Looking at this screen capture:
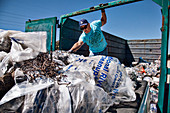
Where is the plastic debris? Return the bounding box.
[125,58,161,113]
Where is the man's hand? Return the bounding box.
[99,3,104,7]
[101,9,105,13]
[68,49,73,53]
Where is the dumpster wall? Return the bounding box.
[103,31,134,66]
[127,39,161,63]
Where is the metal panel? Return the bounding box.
[60,0,142,20]
[25,17,57,52]
[153,0,170,112]
[138,82,150,113]
[103,31,128,64]
[128,39,161,63]
[103,32,134,66]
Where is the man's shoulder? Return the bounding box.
[80,32,86,37]
[91,20,101,25]
[90,20,102,27]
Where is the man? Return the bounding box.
[68,9,108,56]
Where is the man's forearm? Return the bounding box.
[70,42,83,52]
[101,9,107,26]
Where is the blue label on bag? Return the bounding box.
[111,89,119,99]
[93,56,114,87]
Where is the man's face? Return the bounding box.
[81,23,91,34]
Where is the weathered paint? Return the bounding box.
[153,0,170,112]
[25,17,57,52]
[60,0,142,22]
[162,16,165,32]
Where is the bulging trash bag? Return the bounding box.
[21,84,72,113]
[68,81,114,113]
[63,55,136,102]
[0,80,72,113]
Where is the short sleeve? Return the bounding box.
[91,20,102,28]
[78,32,86,42]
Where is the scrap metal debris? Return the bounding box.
[14,52,68,82]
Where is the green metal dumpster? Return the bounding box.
[25,17,57,52]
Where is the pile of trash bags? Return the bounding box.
[0,29,137,113]
[125,58,160,113]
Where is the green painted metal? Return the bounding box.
[25,17,57,52]
[168,68,170,74]
[168,85,170,113]
[153,0,169,112]
[60,0,142,24]
[152,0,163,7]
[138,83,150,113]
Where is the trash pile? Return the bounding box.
[0,29,137,113]
[0,29,162,113]
[125,58,160,113]
[0,50,138,112]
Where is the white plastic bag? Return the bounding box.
[0,29,47,76]
[22,84,72,113]
[9,31,47,52]
[0,77,54,105]
[0,51,7,61]
[10,39,39,62]
[0,50,137,113]
[63,55,136,102]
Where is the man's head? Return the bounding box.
[79,19,88,27]
[79,19,91,33]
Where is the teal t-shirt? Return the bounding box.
[78,20,107,53]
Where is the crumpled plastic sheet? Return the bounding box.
[0,79,72,113]
[0,77,54,105]
[0,77,113,113]
[22,83,72,113]
[63,55,136,102]
[68,81,114,113]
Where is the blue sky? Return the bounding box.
[0,0,162,41]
